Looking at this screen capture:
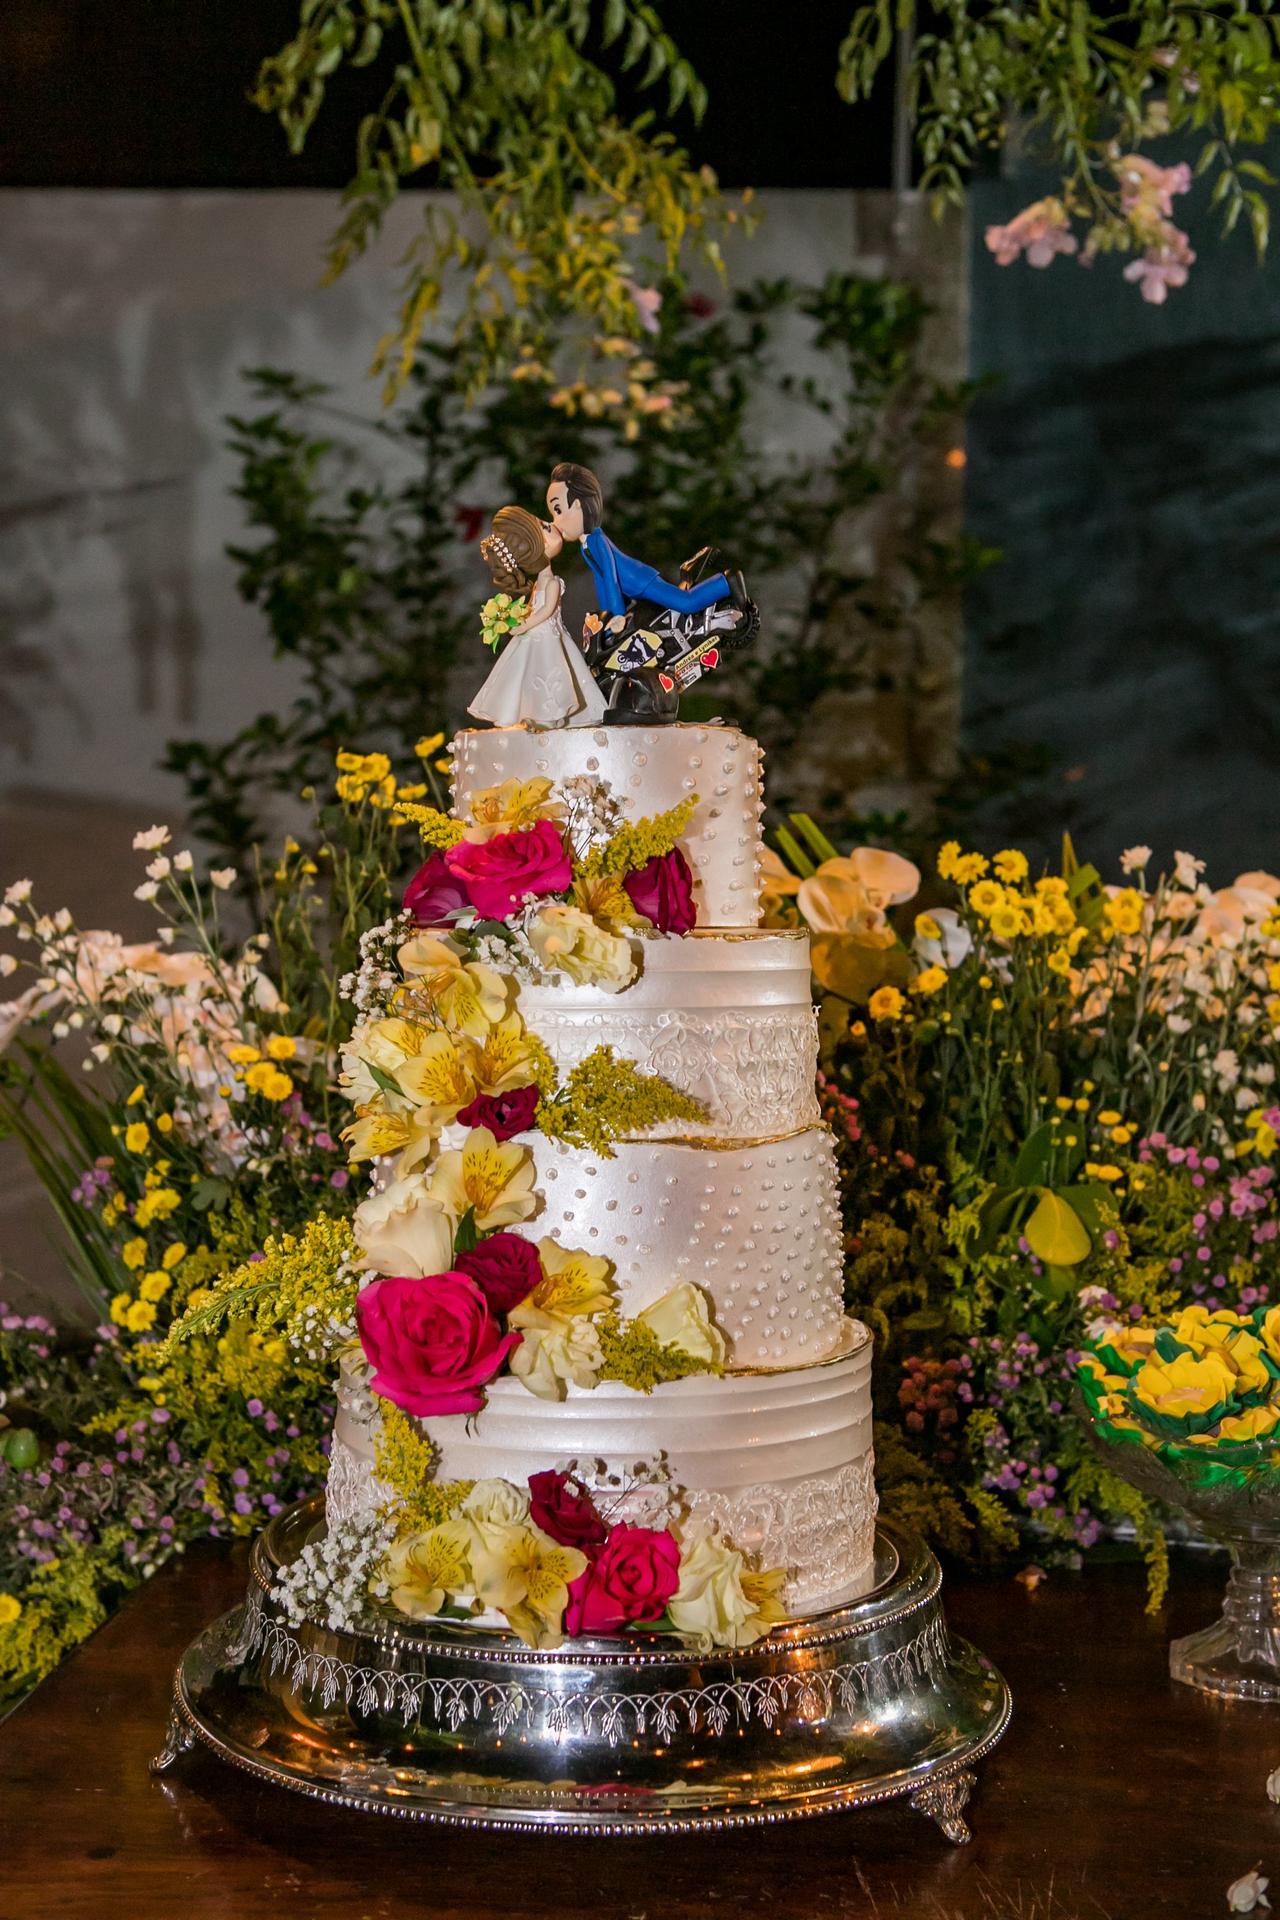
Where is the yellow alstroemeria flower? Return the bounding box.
[509,1238,617,1332]
[426,1128,537,1231]
[384,1521,474,1621]
[469,1012,541,1095]
[464,777,564,843]
[398,933,508,1039]
[570,870,642,931]
[395,1030,479,1127]
[340,1015,426,1108]
[467,1521,589,1649]
[343,1104,441,1174]
[1131,1348,1237,1422]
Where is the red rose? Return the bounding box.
[456,1084,539,1142]
[443,820,571,920]
[404,850,469,925]
[355,1271,519,1417]
[564,1523,681,1636]
[453,1233,542,1317]
[528,1470,608,1555]
[622,847,696,935]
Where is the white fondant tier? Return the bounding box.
[517,928,820,1144]
[327,1320,878,1614]
[520,1129,845,1370]
[450,723,764,928]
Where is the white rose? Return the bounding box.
[509,1320,604,1401]
[353,1175,455,1277]
[527,905,636,992]
[637,1284,726,1367]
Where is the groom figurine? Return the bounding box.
[545,462,751,622]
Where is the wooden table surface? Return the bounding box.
[2,1541,1275,1919]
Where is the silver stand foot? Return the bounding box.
[910,1769,976,1845]
[150,1706,197,1775]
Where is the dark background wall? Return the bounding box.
[965,169,1280,879]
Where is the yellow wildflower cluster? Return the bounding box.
[371,1404,471,1536]
[577,796,698,880]
[536,1045,707,1156]
[226,1039,296,1104]
[166,1216,357,1362]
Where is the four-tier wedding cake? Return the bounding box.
[326,721,877,1640]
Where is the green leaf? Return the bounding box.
[788,812,842,863]
[191,1176,231,1213]
[1012,1121,1056,1189]
[453,1206,478,1254]
[771,826,816,879]
[1024,1189,1092,1268]
[365,1060,404,1098]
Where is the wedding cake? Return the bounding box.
[327,720,877,1636]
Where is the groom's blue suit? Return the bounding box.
[581,528,730,619]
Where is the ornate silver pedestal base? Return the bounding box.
[152,1499,1010,1841]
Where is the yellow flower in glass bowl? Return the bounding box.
[1213,1403,1280,1444]
[1130,1348,1237,1428]
[1259,1306,1280,1366]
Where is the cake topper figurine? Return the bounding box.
[469,506,607,729]
[546,461,759,725]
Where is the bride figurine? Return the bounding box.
[469,506,606,728]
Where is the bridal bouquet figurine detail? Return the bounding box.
[469,506,607,729]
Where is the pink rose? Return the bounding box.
[456,1084,539,1142]
[443,820,571,920]
[564,1523,681,1636]
[528,1470,608,1555]
[453,1233,542,1317]
[355,1271,519,1417]
[622,847,696,935]
[404,850,469,925]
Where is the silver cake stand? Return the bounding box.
[152,1499,1010,1842]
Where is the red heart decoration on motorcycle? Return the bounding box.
[702,649,719,671]
[658,673,674,691]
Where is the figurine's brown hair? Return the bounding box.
[549,461,604,533]
[480,506,547,593]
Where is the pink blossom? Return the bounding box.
[984,199,1078,270]
[622,280,663,335]
[1123,231,1195,305]
[1117,154,1191,221]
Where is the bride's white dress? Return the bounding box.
[469,572,606,729]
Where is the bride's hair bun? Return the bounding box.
[482,506,547,593]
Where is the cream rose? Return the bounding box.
[461,1477,532,1554]
[353,1175,455,1277]
[637,1284,726,1367]
[509,1319,604,1401]
[527,904,636,992]
[666,1519,785,1652]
